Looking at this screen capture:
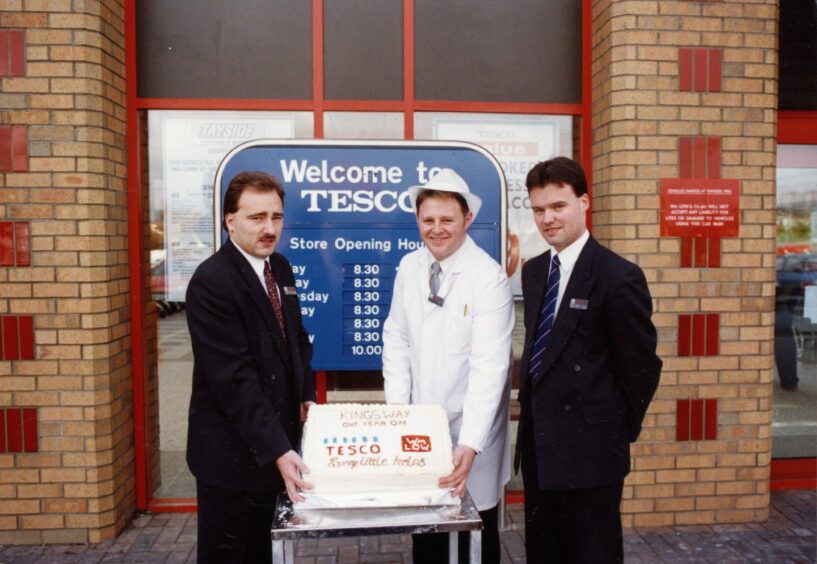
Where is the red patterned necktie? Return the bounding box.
[263,261,288,342]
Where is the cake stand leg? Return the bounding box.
[470,530,482,564]
[448,531,458,564]
[271,539,294,564]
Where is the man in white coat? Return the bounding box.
[382,168,514,564]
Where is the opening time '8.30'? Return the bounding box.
[352,332,380,343]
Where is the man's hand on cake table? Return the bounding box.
[300,401,315,423]
[276,450,313,503]
[439,445,477,498]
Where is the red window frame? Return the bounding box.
[125,0,594,511]
[772,109,817,491]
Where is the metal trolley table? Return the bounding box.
[270,491,483,564]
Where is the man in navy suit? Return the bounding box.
[186,171,316,563]
[516,157,662,563]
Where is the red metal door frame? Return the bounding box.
[772,109,817,491]
[126,0,592,511]
[779,110,817,145]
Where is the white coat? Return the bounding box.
[382,235,514,511]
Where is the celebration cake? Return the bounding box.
[296,403,459,508]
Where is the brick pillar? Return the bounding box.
[591,0,777,525]
[0,2,132,543]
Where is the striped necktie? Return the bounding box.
[528,254,560,378]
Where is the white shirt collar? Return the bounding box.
[553,229,590,276]
[231,238,268,288]
[424,235,473,274]
[551,229,589,317]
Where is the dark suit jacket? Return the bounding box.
[185,239,316,492]
[516,235,662,490]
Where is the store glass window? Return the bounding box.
[146,110,313,498]
[774,144,817,458]
[414,0,581,103]
[324,112,404,140]
[415,112,573,295]
[136,0,313,100]
[323,0,403,101]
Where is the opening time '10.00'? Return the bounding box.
[349,345,383,356]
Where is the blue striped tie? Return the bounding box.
[528,254,561,378]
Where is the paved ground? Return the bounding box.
[0,489,813,563]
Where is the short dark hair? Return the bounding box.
[525,156,588,197]
[415,189,469,216]
[222,171,285,231]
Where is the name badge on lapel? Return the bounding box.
[570,298,589,310]
[283,286,298,296]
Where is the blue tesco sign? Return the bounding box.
[214,141,506,370]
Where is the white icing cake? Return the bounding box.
[296,403,459,509]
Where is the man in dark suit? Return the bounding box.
[516,157,662,563]
[186,171,316,563]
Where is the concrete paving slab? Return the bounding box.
[0,490,812,563]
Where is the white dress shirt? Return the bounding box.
[552,229,590,317]
[232,240,280,299]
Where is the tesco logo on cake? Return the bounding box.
[325,443,381,456]
[401,435,432,452]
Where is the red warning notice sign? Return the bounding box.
[660,179,740,237]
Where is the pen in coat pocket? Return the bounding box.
[464,304,468,317]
